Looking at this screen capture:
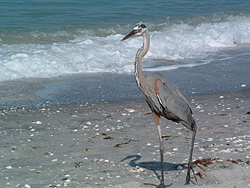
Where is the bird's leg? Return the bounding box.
[157,124,166,188]
[152,112,165,188]
[185,125,197,185]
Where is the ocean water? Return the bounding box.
[0,0,250,108]
[1,0,250,81]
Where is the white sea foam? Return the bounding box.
[1,15,250,81]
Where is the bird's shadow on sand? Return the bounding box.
[119,155,186,182]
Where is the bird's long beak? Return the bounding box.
[121,30,136,41]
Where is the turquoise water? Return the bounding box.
[0,0,250,81]
[1,0,250,29]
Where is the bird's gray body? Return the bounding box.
[122,23,197,187]
[143,72,195,131]
[131,25,195,131]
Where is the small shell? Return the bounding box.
[177,165,183,170]
[129,166,145,173]
[6,166,12,169]
[109,163,115,167]
[207,138,213,141]
[218,149,232,153]
[92,158,99,162]
[33,121,42,124]
[65,179,71,183]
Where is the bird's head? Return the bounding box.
[121,24,147,41]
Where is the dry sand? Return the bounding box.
[0,90,250,188]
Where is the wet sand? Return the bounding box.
[1,45,250,110]
[0,90,250,187]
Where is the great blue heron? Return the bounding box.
[121,24,197,187]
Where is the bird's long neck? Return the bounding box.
[135,30,150,91]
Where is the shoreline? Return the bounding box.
[0,57,249,111]
[1,90,250,187]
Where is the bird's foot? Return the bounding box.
[185,174,191,185]
[185,163,197,185]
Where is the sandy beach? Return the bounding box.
[0,34,249,188]
[2,1,250,188]
[1,89,250,187]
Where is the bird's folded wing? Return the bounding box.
[155,79,194,128]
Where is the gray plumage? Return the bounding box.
[147,73,195,129]
[122,24,197,187]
